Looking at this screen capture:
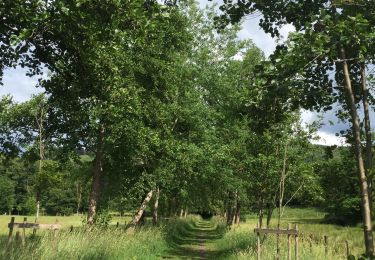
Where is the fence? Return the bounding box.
[7,217,61,246]
[254,223,352,260]
[254,223,298,260]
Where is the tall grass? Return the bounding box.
[0,225,168,260]
[0,208,369,259]
[210,208,364,259]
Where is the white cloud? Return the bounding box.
[310,131,348,146]
[1,67,45,102]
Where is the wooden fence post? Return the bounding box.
[345,240,350,257]
[15,231,20,243]
[256,222,260,260]
[22,217,27,246]
[309,234,313,253]
[8,217,15,245]
[295,224,298,260]
[287,223,291,260]
[324,235,328,257]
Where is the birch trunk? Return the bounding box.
[127,190,153,232]
[341,47,373,256]
[76,182,82,216]
[361,63,373,212]
[152,187,159,225]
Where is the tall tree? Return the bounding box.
[216,0,375,255]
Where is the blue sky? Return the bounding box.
[0,0,362,146]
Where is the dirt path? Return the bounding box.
[164,219,224,259]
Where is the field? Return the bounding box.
[0,208,367,259]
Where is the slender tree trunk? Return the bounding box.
[231,191,239,225]
[276,142,288,260]
[36,106,45,202]
[152,187,159,225]
[258,207,263,228]
[180,209,184,217]
[227,198,234,226]
[235,202,241,224]
[76,182,82,216]
[361,63,373,212]
[127,190,153,232]
[341,48,374,256]
[184,207,188,218]
[87,125,104,225]
[266,203,273,228]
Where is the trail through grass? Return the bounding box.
[164,219,226,259]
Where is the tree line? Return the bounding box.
[1,0,375,256]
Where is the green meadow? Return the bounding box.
[0,208,366,259]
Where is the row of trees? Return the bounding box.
[0,0,316,220]
[0,0,374,255]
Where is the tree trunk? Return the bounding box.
[152,187,159,225]
[127,190,153,232]
[76,182,82,216]
[341,47,374,256]
[266,203,273,228]
[234,202,241,224]
[87,126,104,225]
[226,200,234,226]
[180,209,184,217]
[361,63,373,212]
[184,207,188,218]
[258,207,263,228]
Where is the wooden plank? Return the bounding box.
[254,228,298,235]
[8,223,61,230]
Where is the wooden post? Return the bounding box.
[295,224,298,260]
[309,234,313,253]
[22,217,27,246]
[256,222,261,260]
[15,231,20,243]
[116,222,119,228]
[324,235,328,257]
[8,217,15,245]
[36,201,40,221]
[33,204,39,236]
[70,225,74,232]
[345,240,350,258]
[287,223,291,260]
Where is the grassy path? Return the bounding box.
[164,219,225,259]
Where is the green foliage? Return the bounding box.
[22,196,37,215]
[0,175,15,213]
[93,210,113,228]
[316,149,362,225]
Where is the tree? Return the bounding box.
[216,0,375,255]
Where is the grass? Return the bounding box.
[0,208,370,259]
[1,220,166,259]
[210,207,365,259]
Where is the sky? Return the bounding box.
[0,0,367,146]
